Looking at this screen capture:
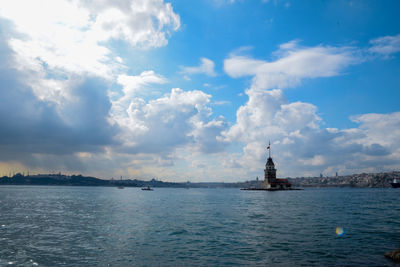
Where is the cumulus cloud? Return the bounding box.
[222,41,400,178]
[350,112,400,148]
[111,72,229,160]
[112,84,228,155]
[81,0,180,47]
[0,0,182,174]
[0,51,117,161]
[180,57,217,77]
[223,87,400,177]
[190,116,229,153]
[222,89,324,174]
[0,0,230,179]
[0,0,180,51]
[369,33,400,57]
[0,0,180,103]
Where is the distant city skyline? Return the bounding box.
[0,0,399,182]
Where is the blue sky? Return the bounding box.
[0,0,399,181]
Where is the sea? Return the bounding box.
[0,186,399,266]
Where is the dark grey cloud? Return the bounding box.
[363,143,391,156]
[0,33,118,164]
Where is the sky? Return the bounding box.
[0,0,400,182]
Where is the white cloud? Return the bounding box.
[350,112,400,148]
[222,88,323,172]
[224,41,358,90]
[0,0,231,181]
[0,0,180,103]
[1,1,399,182]
[117,71,167,97]
[222,41,400,178]
[112,71,229,160]
[190,116,229,153]
[0,0,189,179]
[299,155,326,166]
[83,0,180,48]
[180,57,217,77]
[211,0,237,6]
[369,33,400,57]
[112,84,228,155]
[212,100,231,106]
[223,86,400,177]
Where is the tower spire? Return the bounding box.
[267,140,271,158]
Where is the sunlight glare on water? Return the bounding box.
[336,227,345,236]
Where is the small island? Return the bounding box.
[242,143,300,191]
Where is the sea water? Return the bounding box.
[0,186,399,266]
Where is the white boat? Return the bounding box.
[391,178,400,188]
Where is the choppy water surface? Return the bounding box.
[0,186,399,266]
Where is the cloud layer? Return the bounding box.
[0,0,183,176]
[0,1,399,181]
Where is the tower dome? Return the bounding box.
[266,157,275,169]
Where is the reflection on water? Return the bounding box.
[0,186,399,266]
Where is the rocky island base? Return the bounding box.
[385,249,400,262]
[240,188,302,191]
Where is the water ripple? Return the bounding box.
[0,186,399,266]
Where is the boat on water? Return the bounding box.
[117,176,124,189]
[141,186,153,191]
[391,178,400,188]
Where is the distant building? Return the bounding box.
[262,143,291,189]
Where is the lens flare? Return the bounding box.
[336,227,344,236]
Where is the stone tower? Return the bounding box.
[264,156,277,184]
[262,142,276,188]
[260,141,292,190]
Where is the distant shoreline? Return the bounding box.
[0,171,399,188]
